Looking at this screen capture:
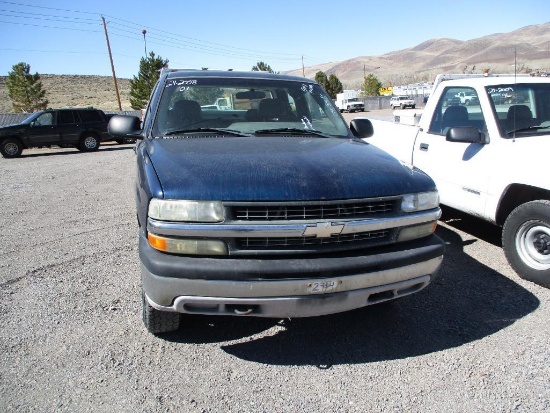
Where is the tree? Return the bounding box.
[315,71,329,91]
[314,71,342,99]
[6,62,48,113]
[129,51,169,109]
[251,61,276,73]
[326,74,343,99]
[362,73,382,97]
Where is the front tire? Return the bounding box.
[1,138,23,158]
[502,200,550,288]
[78,134,100,152]
[142,290,181,334]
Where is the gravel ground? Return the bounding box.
[1,137,549,413]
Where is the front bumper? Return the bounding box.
[140,233,445,317]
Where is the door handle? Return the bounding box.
[419,143,429,151]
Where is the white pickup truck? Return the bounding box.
[364,75,550,288]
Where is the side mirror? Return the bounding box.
[108,115,143,139]
[446,126,488,144]
[350,118,374,139]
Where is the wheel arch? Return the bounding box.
[78,129,100,141]
[496,184,550,226]
[1,135,27,149]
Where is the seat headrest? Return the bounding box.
[443,105,468,121]
[507,105,532,120]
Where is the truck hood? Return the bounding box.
[0,124,26,135]
[145,136,435,201]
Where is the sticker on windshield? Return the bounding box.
[301,116,313,130]
[487,86,513,94]
[320,94,338,115]
[165,79,198,88]
[301,84,314,94]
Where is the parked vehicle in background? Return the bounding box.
[335,91,365,113]
[365,74,550,288]
[455,91,479,105]
[390,96,416,109]
[108,69,445,334]
[0,108,112,158]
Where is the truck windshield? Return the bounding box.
[152,76,350,138]
[486,83,550,137]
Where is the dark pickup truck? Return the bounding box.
[108,70,445,334]
[0,108,114,158]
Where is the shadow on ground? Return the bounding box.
[161,221,539,366]
[16,144,133,158]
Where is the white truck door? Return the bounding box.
[412,86,491,216]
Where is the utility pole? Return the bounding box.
[302,55,305,77]
[142,29,147,56]
[102,15,122,110]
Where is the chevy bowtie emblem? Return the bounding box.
[303,222,344,238]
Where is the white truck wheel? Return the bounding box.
[502,200,550,288]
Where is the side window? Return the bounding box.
[58,111,76,125]
[79,110,102,122]
[428,87,486,135]
[34,112,54,126]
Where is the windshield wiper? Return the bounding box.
[163,128,251,137]
[507,125,549,135]
[254,127,331,138]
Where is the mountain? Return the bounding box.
[284,22,550,88]
[1,23,549,112]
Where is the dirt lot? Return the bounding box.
[0,142,549,412]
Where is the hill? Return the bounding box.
[1,22,549,112]
[284,22,550,88]
[0,75,132,113]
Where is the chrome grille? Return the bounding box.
[232,200,397,221]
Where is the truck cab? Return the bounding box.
[366,75,550,288]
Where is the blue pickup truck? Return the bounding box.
[108,70,445,334]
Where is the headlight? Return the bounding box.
[401,191,439,212]
[148,199,224,222]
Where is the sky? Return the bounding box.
[1,0,548,79]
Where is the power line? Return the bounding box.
[0,19,102,32]
[0,1,302,64]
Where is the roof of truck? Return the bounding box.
[161,69,313,83]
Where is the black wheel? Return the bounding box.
[78,134,100,152]
[412,105,416,109]
[142,290,180,334]
[502,200,550,288]
[1,138,23,158]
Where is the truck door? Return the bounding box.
[412,86,490,216]
[27,112,60,145]
[58,110,80,144]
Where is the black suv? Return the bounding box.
[0,108,113,158]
